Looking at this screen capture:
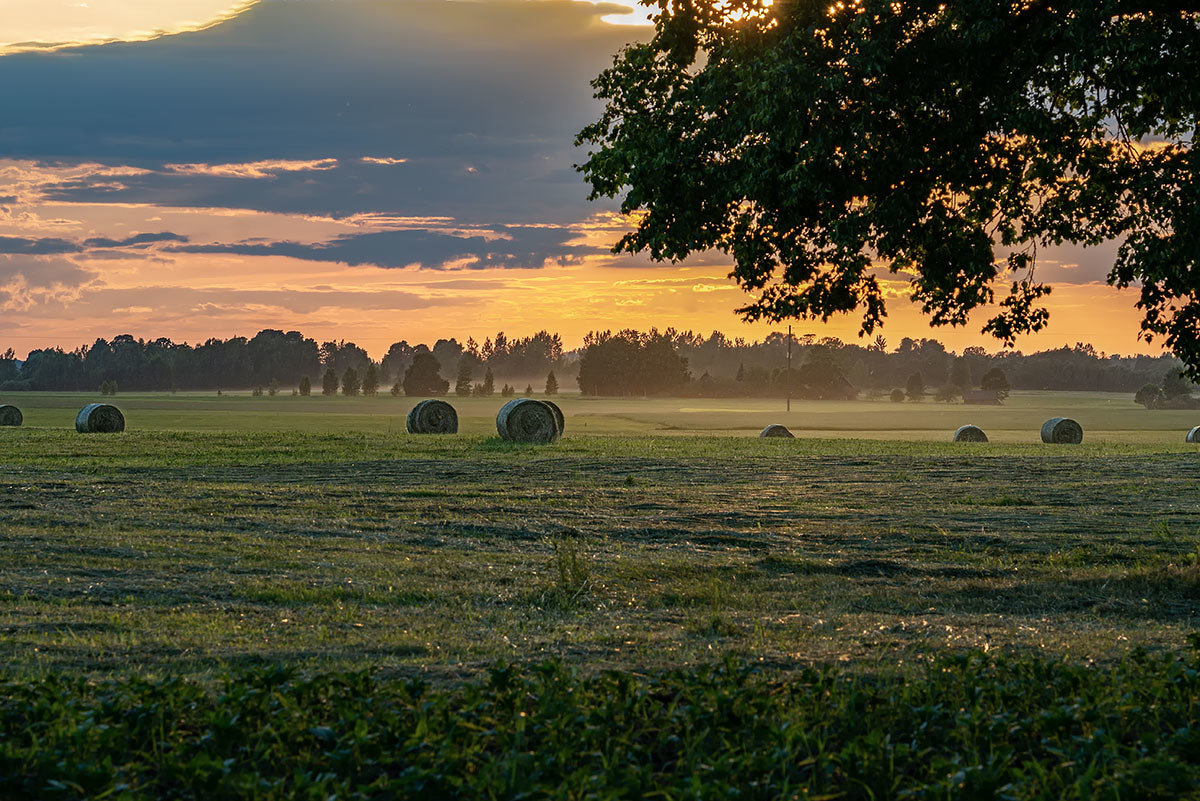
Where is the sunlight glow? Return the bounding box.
[0,0,258,56]
[574,0,654,26]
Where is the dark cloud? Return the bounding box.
[1,0,641,224]
[0,236,77,255]
[81,232,189,249]
[0,232,187,256]
[172,225,599,270]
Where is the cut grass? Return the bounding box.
[1,428,1199,679]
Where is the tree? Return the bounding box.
[905,372,925,402]
[321,367,338,396]
[481,367,495,396]
[362,363,380,396]
[525,384,533,397]
[298,375,311,396]
[1162,370,1195,400]
[545,370,559,396]
[402,353,448,397]
[1135,384,1165,409]
[980,368,1011,402]
[890,388,905,403]
[949,358,971,390]
[454,357,473,397]
[342,367,361,396]
[578,3,1200,377]
[934,385,960,403]
[268,378,280,396]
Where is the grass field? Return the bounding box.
[2,391,1199,679]
[4,391,1200,797]
[7,388,1200,441]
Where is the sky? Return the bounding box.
[0,0,1161,359]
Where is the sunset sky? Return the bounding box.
[0,0,1161,359]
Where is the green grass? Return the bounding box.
[3,393,1200,796]
[5,388,1200,440]
[1,416,1198,679]
[5,650,1200,800]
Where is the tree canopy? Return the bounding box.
[577,1,1200,375]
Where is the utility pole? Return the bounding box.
[786,325,792,413]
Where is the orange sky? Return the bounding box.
[0,1,1172,361]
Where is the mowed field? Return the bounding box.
[1,390,1199,679]
[8,388,1200,441]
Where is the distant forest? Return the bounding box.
[0,328,1192,400]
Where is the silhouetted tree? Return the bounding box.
[454,357,473,397]
[980,367,1011,402]
[402,353,448,396]
[342,367,361,396]
[321,368,338,396]
[362,364,380,396]
[298,376,311,396]
[545,371,559,396]
[905,372,925,402]
[481,367,495,396]
[1135,384,1164,409]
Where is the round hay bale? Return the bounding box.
[1040,417,1083,444]
[952,424,988,442]
[1187,426,1200,443]
[496,398,560,444]
[0,405,21,427]
[542,399,565,437]
[75,403,125,433]
[760,424,794,438]
[405,399,458,434]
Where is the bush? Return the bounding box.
[890,388,905,403]
[6,649,1200,799]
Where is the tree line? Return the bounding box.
[0,328,1191,400]
[0,330,567,394]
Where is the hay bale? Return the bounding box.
[1187,426,1200,443]
[1040,417,1083,444]
[952,424,988,442]
[75,403,125,433]
[542,399,565,437]
[405,399,458,434]
[760,424,794,438]
[0,405,21,427]
[496,398,560,443]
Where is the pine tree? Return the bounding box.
[524,384,533,396]
[545,370,559,396]
[268,378,280,396]
[482,367,495,396]
[321,367,338,396]
[455,356,473,397]
[362,363,380,396]
[298,376,311,396]
[342,367,361,396]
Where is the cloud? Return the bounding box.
[0,231,187,255]
[0,236,77,255]
[172,225,599,270]
[0,0,637,224]
[82,232,189,249]
[163,158,339,179]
